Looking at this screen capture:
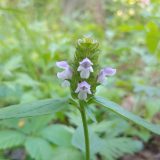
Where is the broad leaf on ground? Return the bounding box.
[99,137,143,160]
[25,137,53,160]
[0,130,25,149]
[41,124,73,147]
[52,147,83,160]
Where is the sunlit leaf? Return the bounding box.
[146,21,160,53]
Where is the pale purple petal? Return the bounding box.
[78,81,91,90]
[61,80,70,87]
[97,67,116,84]
[89,67,93,72]
[80,70,90,79]
[75,87,80,93]
[56,61,69,69]
[97,72,106,84]
[77,58,93,79]
[79,58,93,66]
[56,61,72,80]
[75,81,92,100]
[77,66,83,72]
[78,91,87,100]
[57,68,72,80]
[103,67,116,76]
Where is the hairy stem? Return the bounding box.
[79,102,90,160]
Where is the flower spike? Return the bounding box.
[56,37,116,101]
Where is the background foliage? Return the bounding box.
[0,0,160,160]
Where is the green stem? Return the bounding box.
[79,102,90,160]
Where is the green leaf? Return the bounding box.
[25,137,53,160]
[91,119,129,137]
[94,96,160,135]
[99,138,143,160]
[0,130,25,149]
[0,98,68,119]
[52,147,83,160]
[0,115,54,134]
[72,126,101,157]
[41,124,73,147]
[146,21,160,53]
[86,106,97,123]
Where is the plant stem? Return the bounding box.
[79,102,90,160]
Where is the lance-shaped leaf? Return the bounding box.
[94,96,160,135]
[0,98,68,120]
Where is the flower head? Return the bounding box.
[77,58,93,79]
[56,37,116,101]
[97,67,116,84]
[75,81,92,100]
[56,61,72,87]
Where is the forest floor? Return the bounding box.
[4,136,160,160]
[121,135,160,160]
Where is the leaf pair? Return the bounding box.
[0,96,159,135]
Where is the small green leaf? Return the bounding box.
[94,96,160,135]
[86,106,97,123]
[99,138,143,160]
[52,147,83,160]
[72,126,101,156]
[25,137,53,160]
[41,124,73,147]
[0,130,25,149]
[0,98,68,119]
[146,21,160,53]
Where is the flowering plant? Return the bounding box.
[0,37,159,160]
[56,37,116,101]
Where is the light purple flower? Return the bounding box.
[77,58,93,79]
[56,61,72,80]
[75,81,92,100]
[56,61,72,87]
[97,67,116,84]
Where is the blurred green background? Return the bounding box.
[0,0,160,160]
